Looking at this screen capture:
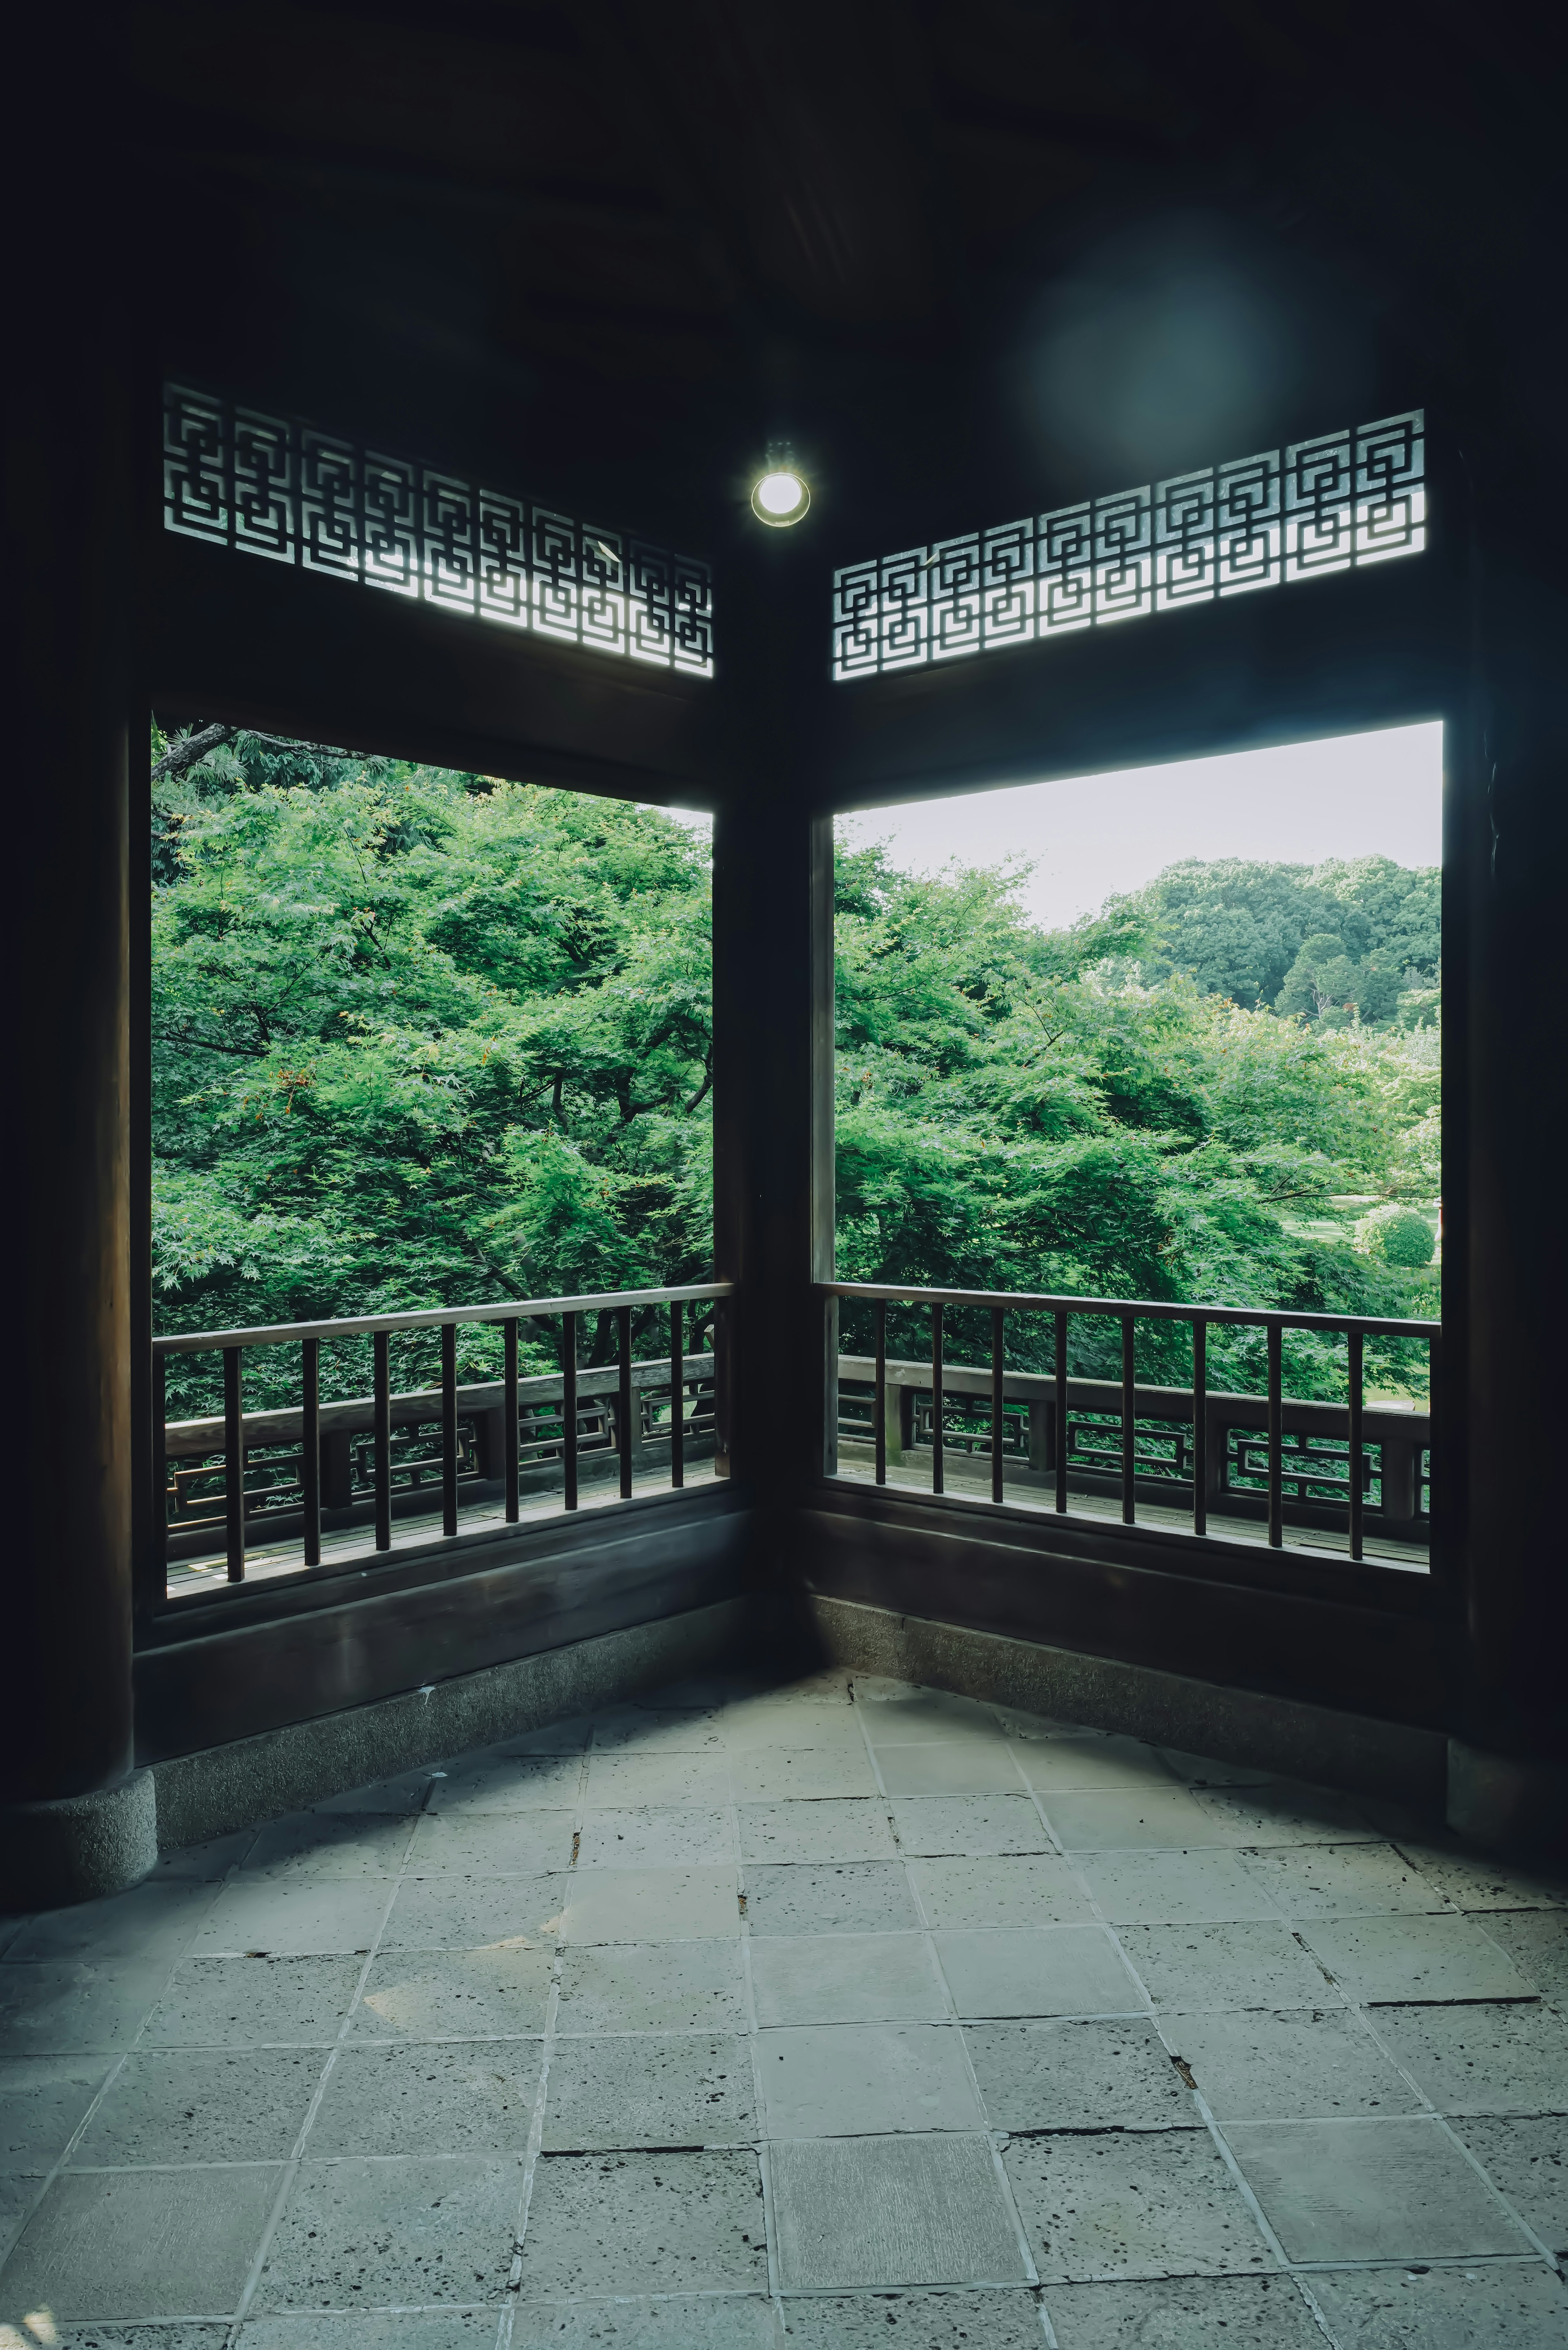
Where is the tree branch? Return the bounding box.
[152,724,355,782]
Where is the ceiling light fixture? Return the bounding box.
[751,445,811,527]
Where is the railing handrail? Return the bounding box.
[835,1353,1429,1430]
[820,1278,1436,1342]
[153,1280,734,1356]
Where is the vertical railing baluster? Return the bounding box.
[874,1299,887,1488]
[301,1336,321,1568]
[1191,1317,1207,1537]
[1348,1325,1364,1563]
[1267,1321,1283,1549]
[373,1329,392,1551]
[670,1299,685,1490]
[1121,1315,1137,1526]
[931,1302,944,1497]
[562,1310,579,1511]
[441,1319,458,1537]
[618,1304,634,1500]
[153,1348,168,1592]
[503,1317,520,1523]
[223,1344,245,1582]
[1054,1310,1069,1513]
[991,1305,1005,1506]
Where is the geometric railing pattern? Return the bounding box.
[831,409,1423,681]
[163,382,715,677]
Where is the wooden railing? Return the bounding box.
[151,1283,732,1591]
[820,1281,1439,1565]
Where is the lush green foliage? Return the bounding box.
[151,726,1438,1416]
[152,729,713,1412]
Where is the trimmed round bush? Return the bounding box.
[1356,1206,1436,1267]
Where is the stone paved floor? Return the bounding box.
[4,1670,1568,2346]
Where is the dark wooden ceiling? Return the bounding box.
[125,2,1543,555]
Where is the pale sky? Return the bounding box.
[835,722,1443,931]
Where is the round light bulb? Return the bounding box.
[751,467,810,525]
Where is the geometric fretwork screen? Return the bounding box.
[163,382,715,679]
[831,409,1423,682]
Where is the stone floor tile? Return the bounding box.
[590,1707,726,1754]
[739,1800,896,1865]
[314,1767,443,1815]
[310,2041,543,2153]
[1306,2262,1568,2349]
[0,2162,283,2318]
[381,1874,566,1951]
[560,1867,740,1944]
[244,1815,416,1879]
[743,1864,918,1937]
[1226,2115,1530,2260]
[778,2286,1048,2345]
[1371,2000,1568,2113]
[993,1706,1108,1742]
[582,1750,732,1806]
[1298,1914,1535,2003]
[518,2148,766,2294]
[8,1884,219,1968]
[0,2055,111,2167]
[770,2133,1029,2289]
[1114,1920,1341,2011]
[723,1704,866,1755]
[499,1713,594,1755]
[1004,2128,1269,2280]
[759,2022,984,2136]
[907,1856,1091,1930]
[256,2154,522,2307]
[151,1829,258,1878]
[430,1755,584,1812]
[1040,1791,1227,1853]
[1458,2113,1568,2250]
[194,1878,393,1958]
[555,1940,746,2034]
[875,1746,1028,1798]
[144,1954,365,2046]
[751,1670,854,1704]
[749,1933,948,2026]
[1171,2007,1420,2120]
[543,2032,755,2147]
[1044,2274,1323,2347]
[0,1962,177,2052]
[933,1926,1143,2019]
[1076,1851,1281,1925]
[1013,1737,1181,1795]
[1156,1750,1276,1786]
[855,1692,1007,1744]
[890,1798,1050,1858]
[408,1813,575,1875]
[0,2174,44,2261]
[1237,1841,1453,1918]
[74,2048,323,2163]
[515,2294,777,2347]
[1387,1840,1568,1913]
[966,2017,1196,2132]
[350,1944,554,2038]
[576,1808,734,1869]
[1481,1911,1568,2005]
[1189,1786,1378,1846]
[241,2317,499,2348]
[731,1747,880,1801]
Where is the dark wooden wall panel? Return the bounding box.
[135,1492,753,1761]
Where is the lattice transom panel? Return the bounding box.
[831,411,1423,682]
[164,384,715,679]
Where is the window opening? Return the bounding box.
[832,411,1423,680]
[826,724,1441,1572]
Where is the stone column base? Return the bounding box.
[1447,1739,1568,1858]
[1,1769,158,1910]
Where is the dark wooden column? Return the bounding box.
[3,74,139,1814]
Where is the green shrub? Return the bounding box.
[1355,1205,1435,1267]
